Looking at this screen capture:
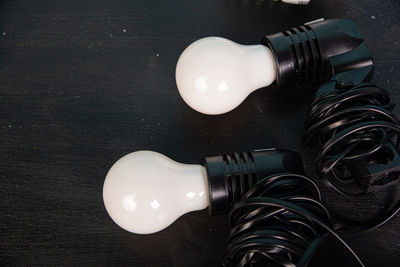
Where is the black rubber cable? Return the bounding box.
[303,82,400,229]
[223,173,364,267]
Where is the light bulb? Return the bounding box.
[103,151,209,234]
[175,19,371,115]
[103,149,304,234]
[281,0,310,5]
[176,37,276,115]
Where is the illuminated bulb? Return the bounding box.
[176,37,276,115]
[103,151,208,234]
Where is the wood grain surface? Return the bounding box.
[0,0,399,266]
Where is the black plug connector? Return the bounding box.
[347,141,400,193]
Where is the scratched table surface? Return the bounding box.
[0,0,399,266]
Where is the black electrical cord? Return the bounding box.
[223,173,364,267]
[302,82,400,229]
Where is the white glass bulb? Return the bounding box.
[103,151,209,234]
[281,0,310,5]
[175,37,276,115]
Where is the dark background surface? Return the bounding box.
[0,0,399,266]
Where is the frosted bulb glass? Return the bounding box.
[176,37,276,115]
[103,151,209,234]
[281,0,310,5]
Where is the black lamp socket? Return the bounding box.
[203,148,304,215]
[261,18,374,88]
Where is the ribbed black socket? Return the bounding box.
[261,18,374,88]
[203,148,304,215]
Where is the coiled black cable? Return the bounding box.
[303,82,400,194]
[223,173,363,267]
[302,81,400,229]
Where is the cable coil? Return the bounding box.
[303,82,400,194]
[302,81,400,229]
[223,173,363,267]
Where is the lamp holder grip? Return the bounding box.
[262,18,374,88]
[203,148,304,215]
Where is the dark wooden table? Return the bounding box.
[1,0,399,265]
